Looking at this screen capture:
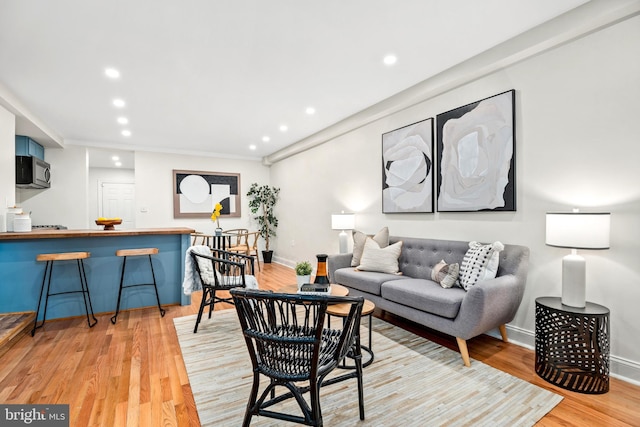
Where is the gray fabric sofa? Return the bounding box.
[327,236,530,366]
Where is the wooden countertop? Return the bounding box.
[0,227,196,241]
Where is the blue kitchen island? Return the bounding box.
[0,227,194,321]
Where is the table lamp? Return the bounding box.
[545,210,610,308]
[331,212,355,254]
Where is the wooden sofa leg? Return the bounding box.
[499,324,509,342]
[456,337,471,367]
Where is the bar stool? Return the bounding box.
[111,248,165,324]
[32,251,98,336]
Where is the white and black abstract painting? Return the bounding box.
[436,90,516,212]
[382,118,434,213]
[173,170,241,218]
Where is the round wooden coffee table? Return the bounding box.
[327,299,375,367]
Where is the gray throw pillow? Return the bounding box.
[431,260,460,289]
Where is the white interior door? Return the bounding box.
[101,182,135,229]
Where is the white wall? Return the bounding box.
[133,151,270,235]
[0,105,16,231]
[17,145,89,228]
[270,15,640,382]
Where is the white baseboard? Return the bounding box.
[486,325,640,386]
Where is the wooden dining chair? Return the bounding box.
[225,228,249,254]
[230,289,365,426]
[245,231,261,272]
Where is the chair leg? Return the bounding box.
[355,336,365,420]
[208,290,216,319]
[310,378,323,426]
[77,259,98,328]
[242,372,260,427]
[31,260,53,336]
[147,255,166,317]
[111,256,128,324]
[193,286,210,333]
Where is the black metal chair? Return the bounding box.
[230,288,365,427]
[190,249,255,333]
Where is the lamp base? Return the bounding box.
[562,253,586,308]
[338,230,348,254]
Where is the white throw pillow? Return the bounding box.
[431,260,460,289]
[351,227,389,267]
[356,238,403,274]
[458,241,504,290]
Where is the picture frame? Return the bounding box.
[382,118,434,213]
[436,89,516,212]
[173,169,241,219]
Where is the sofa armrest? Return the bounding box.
[328,253,353,283]
[454,274,526,339]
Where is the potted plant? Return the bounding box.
[247,183,280,263]
[295,261,313,289]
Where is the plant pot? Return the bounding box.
[262,250,273,263]
[296,275,311,290]
[215,228,222,236]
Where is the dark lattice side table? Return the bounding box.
[535,297,610,394]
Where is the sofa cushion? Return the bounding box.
[459,241,504,290]
[357,239,402,274]
[334,267,402,296]
[381,278,466,319]
[351,227,389,267]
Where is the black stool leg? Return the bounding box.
[31,260,53,336]
[148,254,165,317]
[77,259,98,328]
[111,256,127,324]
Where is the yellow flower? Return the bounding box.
[211,203,223,227]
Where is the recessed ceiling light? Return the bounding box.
[112,156,120,161]
[249,144,257,150]
[115,161,122,167]
[117,117,129,125]
[383,54,397,66]
[121,130,131,137]
[105,68,120,79]
[262,136,270,142]
[306,107,316,115]
[113,98,126,108]
[279,125,288,132]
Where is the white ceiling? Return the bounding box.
[0,0,588,166]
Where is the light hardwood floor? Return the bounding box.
[0,262,638,426]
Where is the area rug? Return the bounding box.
[174,309,562,427]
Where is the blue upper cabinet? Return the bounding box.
[15,135,45,160]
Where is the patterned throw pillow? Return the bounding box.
[458,241,504,291]
[356,238,403,274]
[431,260,460,289]
[351,227,389,267]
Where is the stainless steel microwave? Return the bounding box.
[16,155,51,188]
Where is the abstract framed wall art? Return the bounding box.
[173,170,241,218]
[382,118,434,213]
[436,89,516,212]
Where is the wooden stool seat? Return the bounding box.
[32,251,97,336]
[111,247,165,324]
[116,248,159,257]
[36,252,90,262]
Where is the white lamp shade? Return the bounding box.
[545,212,610,249]
[331,213,355,230]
